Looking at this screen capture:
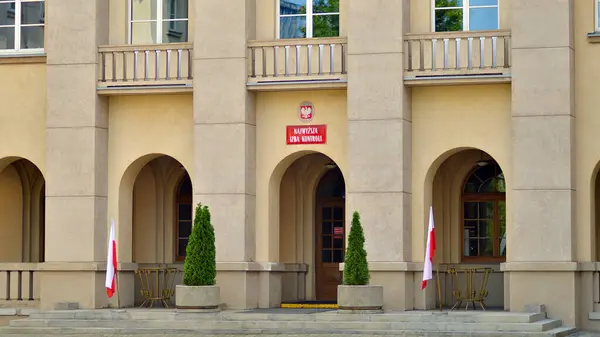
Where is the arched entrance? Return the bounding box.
[119,154,191,307]
[276,152,346,303]
[0,157,45,263]
[315,166,345,301]
[429,149,506,308]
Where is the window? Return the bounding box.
[596,0,600,32]
[433,0,498,32]
[0,0,44,52]
[129,0,188,45]
[175,174,192,261]
[462,162,506,261]
[278,0,339,39]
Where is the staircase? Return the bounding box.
[0,308,578,336]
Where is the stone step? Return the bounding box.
[0,325,579,336]
[8,317,565,333]
[28,309,547,324]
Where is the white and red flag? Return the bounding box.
[105,218,117,298]
[421,206,436,290]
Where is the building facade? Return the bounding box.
[2,0,600,330]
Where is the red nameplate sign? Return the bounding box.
[286,125,327,145]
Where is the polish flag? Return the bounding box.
[105,218,117,298]
[421,206,436,290]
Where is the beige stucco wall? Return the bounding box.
[256,90,347,263]
[107,94,193,264]
[0,165,23,262]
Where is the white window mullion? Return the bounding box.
[463,0,470,31]
[15,0,21,51]
[306,0,313,38]
[157,0,163,43]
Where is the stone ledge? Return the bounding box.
[588,32,600,43]
[339,262,422,272]
[500,262,578,272]
[37,262,138,272]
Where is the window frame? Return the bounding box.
[0,0,45,55]
[594,0,600,33]
[276,0,340,39]
[460,165,506,263]
[174,174,192,262]
[431,0,500,32]
[127,0,188,45]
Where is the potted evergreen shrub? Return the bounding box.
[175,203,220,311]
[338,211,383,312]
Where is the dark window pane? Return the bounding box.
[178,175,192,196]
[322,207,332,220]
[322,235,331,248]
[465,238,478,256]
[332,207,342,220]
[470,0,496,6]
[178,203,192,221]
[479,239,493,256]
[0,27,15,50]
[313,14,339,37]
[280,16,306,38]
[478,201,493,219]
[280,0,306,15]
[163,0,188,19]
[435,0,463,7]
[178,238,188,257]
[21,1,44,25]
[21,26,43,49]
[178,221,192,238]
[333,250,344,263]
[163,20,188,43]
[478,219,492,238]
[322,221,332,234]
[322,249,332,263]
[464,202,478,220]
[313,0,339,13]
[333,238,343,249]
[435,8,463,32]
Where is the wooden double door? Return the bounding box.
[315,198,345,301]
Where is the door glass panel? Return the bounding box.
[322,221,332,234]
[322,235,332,249]
[333,250,344,263]
[322,250,332,263]
[333,207,342,219]
[333,237,343,249]
[498,200,506,256]
[322,207,332,220]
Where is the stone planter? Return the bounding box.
[337,285,384,313]
[175,285,220,312]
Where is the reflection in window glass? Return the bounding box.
[0,0,45,51]
[434,0,498,32]
[597,0,600,31]
[280,0,339,39]
[130,0,188,44]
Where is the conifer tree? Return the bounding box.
[343,211,370,285]
[183,203,216,286]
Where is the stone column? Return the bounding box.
[507,0,576,324]
[192,0,260,309]
[346,0,414,310]
[41,0,111,310]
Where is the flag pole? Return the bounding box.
[115,268,121,309]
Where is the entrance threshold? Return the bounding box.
[280,300,338,309]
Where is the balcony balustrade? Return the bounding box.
[0,263,39,304]
[404,30,511,86]
[97,43,193,95]
[247,37,347,91]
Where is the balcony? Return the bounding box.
[247,37,347,91]
[97,43,193,95]
[403,30,511,86]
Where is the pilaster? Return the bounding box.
[508,0,577,324]
[346,0,413,310]
[42,0,110,310]
[192,0,258,309]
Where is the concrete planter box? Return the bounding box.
[175,285,220,312]
[338,285,383,313]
